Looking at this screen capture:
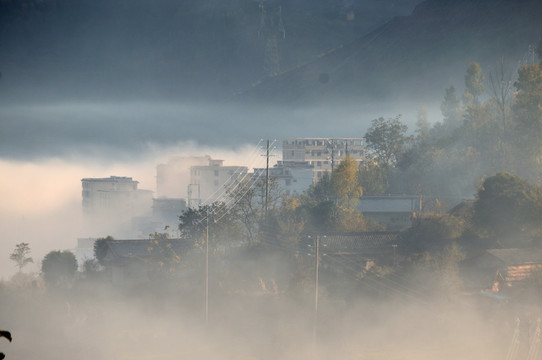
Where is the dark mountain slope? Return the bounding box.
[243,0,542,104]
[0,0,420,102]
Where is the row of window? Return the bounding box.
[284,139,363,146]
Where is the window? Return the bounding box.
[214,170,219,176]
[214,180,219,186]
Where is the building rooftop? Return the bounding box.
[81,176,138,183]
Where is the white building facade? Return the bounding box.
[188,159,248,207]
[282,138,366,182]
[81,176,153,220]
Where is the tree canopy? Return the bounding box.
[10,243,33,273]
[41,250,78,288]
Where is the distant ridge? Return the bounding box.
[241,0,542,104]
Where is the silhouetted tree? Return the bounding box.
[9,243,33,272]
[41,250,78,288]
[94,236,114,266]
[364,115,411,166]
[474,173,542,247]
[463,62,485,106]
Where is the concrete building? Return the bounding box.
[252,164,313,197]
[188,158,248,207]
[156,156,211,198]
[81,176,153,220]
[282,138,365,182]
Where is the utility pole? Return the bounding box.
[313,235,320,344]
[392,244,398,268]
[265,139,270,220]
[205,207,209,325]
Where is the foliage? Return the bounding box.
[402,214,468,252]
[331,155,363,208]
[41,250,78,288]
[441,86,462,128]
[178,202,242,248]
[405,243,466,300]
[463,62,485,106]
[10,243,33,272]
[298,156,367,233]
[513,62,542,177]
[275,195,305,248]
[358,159,391,195]
[364,115,411,166]
[473,172,542,247]
[227,177,281,245]
[94,236,114,266]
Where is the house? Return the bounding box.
[358,195,423,230]
[463,248,542,293]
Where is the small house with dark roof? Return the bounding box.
[463,248,542,293]
[358,196,422,230]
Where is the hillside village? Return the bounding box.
[9,57,542,311]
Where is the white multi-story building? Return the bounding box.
[252,165,314,197]
[282,138,366,182]
[156,156,211,198]
[188,159,248,207]
[81,176,153,219]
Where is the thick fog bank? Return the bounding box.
[0,100,435,161]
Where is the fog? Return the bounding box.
[0,241,519,360]
[0,101,435,160]
[2,0,541,358]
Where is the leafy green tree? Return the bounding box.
[332,155,363,209]
[178,202,242,247]
[358,159,391,195]
[474,173,542,247]
[10,242,33,272]
[300,156,367,233]
[513,62,542,177]
[227,177,281,245]
[94,236,114,266]
[364,115,411,166]
[403,214,468,252]
[275,195,305,248]
[41,250,78,287]
[463,62,485,106]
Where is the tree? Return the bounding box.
[364,115,411,166]
[331,155,363,209]
[10,242,33,272]
[358,159,391,195]
[94,236,114,266]
[440,86,462,128]
[227,177,281,245]
[41,250,78,288]
[463,62,485,106]
[474,173,542,247]
[178,202,242,247]
[513,62,542,177]
[300,156,367,233]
